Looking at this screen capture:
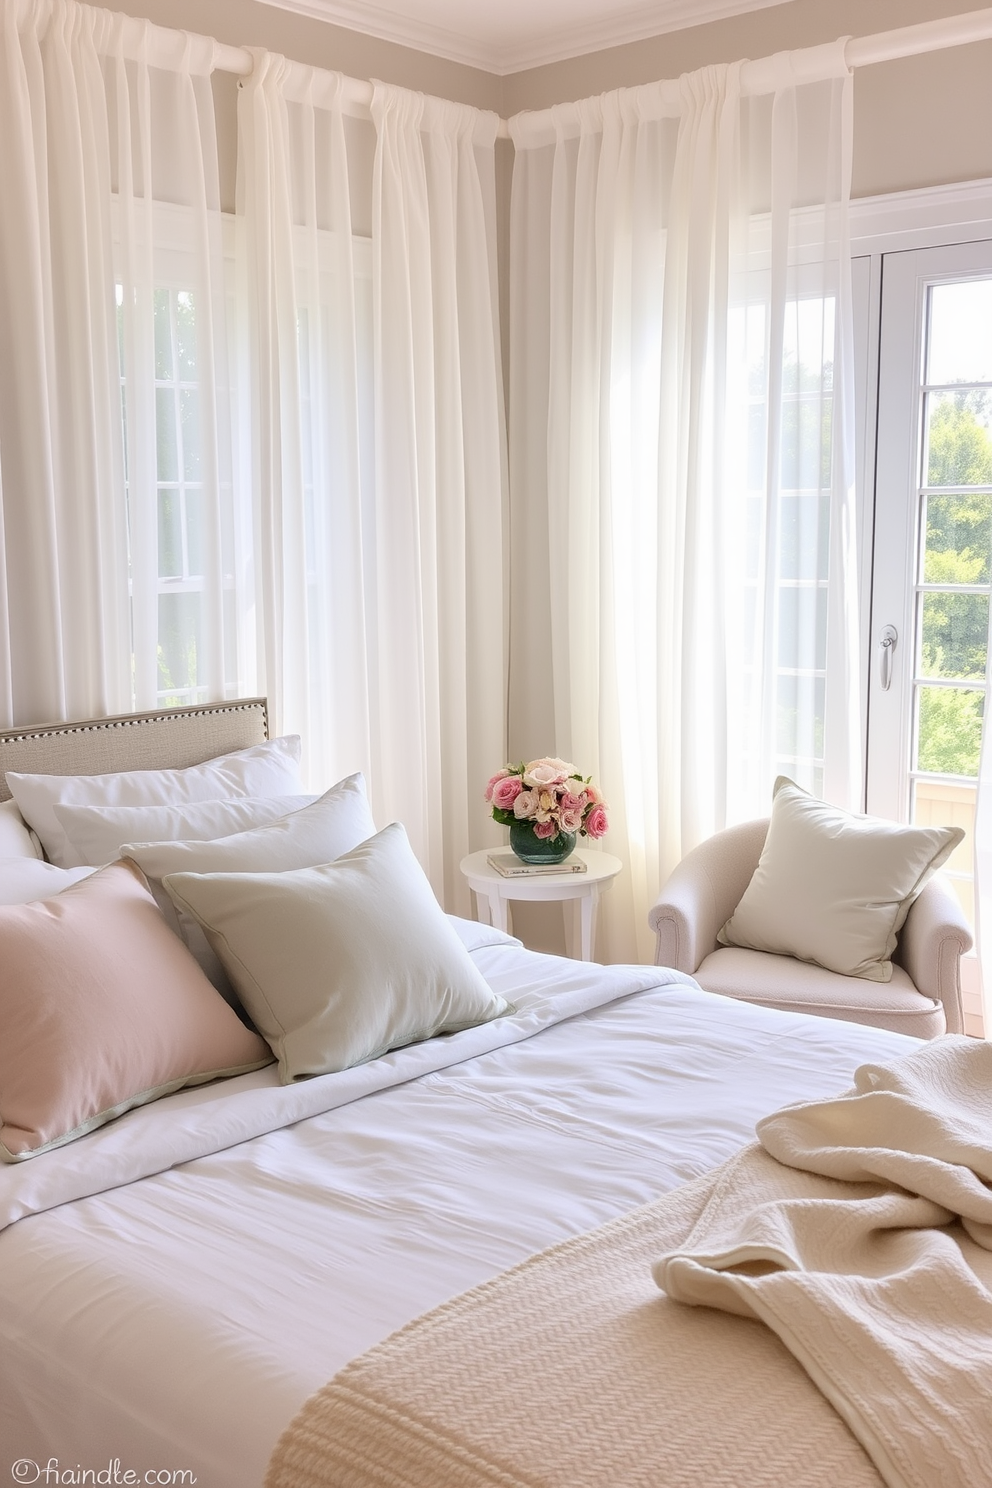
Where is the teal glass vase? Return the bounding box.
[509,821,577,865]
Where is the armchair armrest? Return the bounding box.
[897,874,973,1036]
[648,818,768,974]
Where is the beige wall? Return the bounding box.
[502,0,992,199]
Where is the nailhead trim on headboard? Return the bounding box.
[0,698,270,801]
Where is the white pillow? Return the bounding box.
[718,777,965,982]
[123,773,376,988]
[7,736,302,867]
[54,793,318,868]
[0,799,43,860]
[0,857,95,905]
[163,822,509,1082]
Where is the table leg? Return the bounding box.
[486,886,509,935]
[579,887,600,962]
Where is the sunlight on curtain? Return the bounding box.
[237,53,371,789]
[370,82,508,907]
[1,3,507,912]
[509,51,858,963]
[0,0,243,725]
[0,0,129,724]
[110,22,242,712]
[238,64,507,904]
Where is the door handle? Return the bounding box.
[878,625,897,691]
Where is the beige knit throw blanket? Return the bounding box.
[655,1034,992,1488]
[266,1036,992,1488]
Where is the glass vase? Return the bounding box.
[509,822,577,865]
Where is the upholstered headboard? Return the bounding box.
[0,698,269,802]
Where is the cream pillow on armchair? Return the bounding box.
[718,778,964,983]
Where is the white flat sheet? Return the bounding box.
[0,928,918,1488]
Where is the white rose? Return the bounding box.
[513,788,539,819]
[523,757,574,788]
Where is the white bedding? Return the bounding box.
[0,922,918,1488]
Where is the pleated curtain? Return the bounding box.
[0,0,128,724]
[1,2,508,910]
[369,83,508,907]
[237,63,508,904]
[509,50,859,962]
[0,0,240,724]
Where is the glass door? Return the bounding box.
[869,240,992,1035]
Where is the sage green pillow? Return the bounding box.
[163,822,509,1081]
[718,777,964,982]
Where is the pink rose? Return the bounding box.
[513,788,539,820]
[533,819,557,839]
[485,768,510,802]
[491,774,523,810]
[559,807,583,833]
[560,790,587,813]
[584,804,609,839]
[523,757,574,789]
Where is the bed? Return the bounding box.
[0,701,983,1488]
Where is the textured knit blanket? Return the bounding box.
[265,1037,992,1488]
[655,1034,992,1488]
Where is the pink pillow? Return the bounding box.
[0,860,273,1161]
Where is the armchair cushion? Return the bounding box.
[718,778,964,983]
[694,947,946,1041]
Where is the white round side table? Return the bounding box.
[459,848,622,962]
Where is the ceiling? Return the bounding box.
[258,0,793,74]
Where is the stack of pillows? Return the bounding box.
[0,737,508,1162]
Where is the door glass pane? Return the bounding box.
[926,280,992,385]
[925,390,992,486]
[912,276,992,936]
[185,490,205,578]
[923,492,992,584]
[153,288,173,380]
[780,492,830,580]
[176,290,198,378]
[158,592,202,704]
[155,386,178,481]
[776,672,824,795]
[157,490,182,580]
[916,685,983,776]
[919,591,988,680]
[180,388,201,480]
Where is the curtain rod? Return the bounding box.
[210,3,992,140]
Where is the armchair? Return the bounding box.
[648,818,973,1039]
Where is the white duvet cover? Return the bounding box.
[0,922,918,1488]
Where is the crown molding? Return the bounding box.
[257,0,793,76]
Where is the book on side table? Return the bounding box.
[486,851,588,878]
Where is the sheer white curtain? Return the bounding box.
[0,0,242,726]
[370,82,507,907]
[113,21,241,712]
[237,53,370,786]
[238,64,507,904]
[509,49,858,962]
[0,0,127,725]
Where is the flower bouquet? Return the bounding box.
[485,757,608,864]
